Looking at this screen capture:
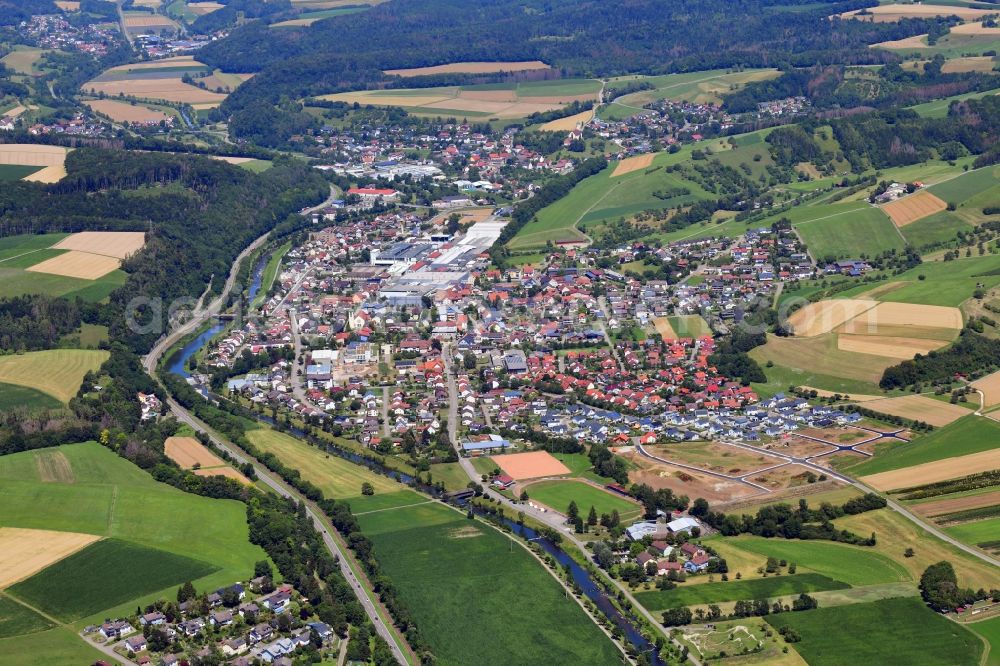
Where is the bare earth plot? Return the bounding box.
[26,251,121,280]
[493,451,571,480]
[53,231,146,259]
[385,61,550,77]
[611,153,656,177]
[971,369,1000,408]
[0,527,100,588]
[787,299,878,336]
[622,451,761,503]
[855,394,969,427]
[862,448,1000,491]
[193,467,251,484]
[881,190,948,227]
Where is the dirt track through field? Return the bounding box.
[26,251,121,280]
[787,299,878,336]
[881,190,948,227]
[165,436,226,469]
[53,231,146,259]
[493,450,571,480]
[0,528,100,588]
[862,448,1000,491]
[612,153,655,177]
[854,394,969,426]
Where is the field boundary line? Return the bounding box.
[353,500,435,516]
[0,247,51,264]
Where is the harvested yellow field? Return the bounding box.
[941,56,998,73]
[787,299,878,336]
[53,231,146,259]
[0,349,108,404]
[843,301,963,332]
[653,316,678,341]
[27,250,121,280]
[85,99,170,124]
[971,369,1000,408]
[3,105,26,119]
[0,528,100,588]
[105,56,197,72]
[385,61,551,77]
[320,86,590,119]
[211,156,256,164]
[881,190,948,226]
[188,1,224,14]
[539,109,593,132]
[951,21,1000,35]
[193,466,251,484]
[855,394,969,426]
[0,144,67,167]
[837,334,946,359]
[801,386,883,401]
[200,71,253,91]
[612,153,656,177]
[123,14,178,28]
[165,436,226,469]
[841,3,992,21]
[191,102,220,110]
[82,79,226,104]
[862,448,1000,491]
[55,0,80,9]
[872,34,928,49]
[133,0,161,6]
[323,92,453,107]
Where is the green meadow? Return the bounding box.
[634,573,849,611]
[722,537,910,586]
[526,479,643,520]
[357,501,621,664]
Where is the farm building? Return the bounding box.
[667,516,701,534]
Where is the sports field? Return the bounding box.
[766,597,983,665]
[493,450,571,479]
[318,79,601,119]
[8,539,216,622]
[635,573,848,611]
[847,416,1000,476]
[0,349,107,404]
[357,501,621,664]
[0,443,269,621]
[245,427,405,500]
[524,479,642,519]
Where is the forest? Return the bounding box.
[196,0,940,144]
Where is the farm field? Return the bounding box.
[357,501,621,664]
[910,489,1000,518]
[81,57,250,106]
[26,251,121,280]
[766,597,983,666]
[667,315,712,339]
[0,349,107,404]
[0,384,64,413]
[969,616,1000,666]
[634,573,848,611]
[832,509,1000,589]
[0,165,43,181]
[787,299,877,337]
[8,539,216,622]
[844,254,1000,307]
[84,99,171,124]
[881,190,948,226]
[523,479,642,519]
[928,165,1000,204]
[0,443,269,622]
[945,517,1000,551]
[862,448,1000,491]
[841,2,993,20]
[846,416,1000,475]
[0,626,106,665]
[271,6,369,26]
[721,536,910,586]
[909,87,1000,117]
[853,394,968,426]
[0,144,69,183]
[244,426,405,502]
[318,79,601,119]
[793,204,904,259]
[0,597,52,640]
[384,60,550,77]
[164,435,226,469]
[0,47,50,76]
[0,528,100,588]
[750,332,896,389]
[538,109,593,131]
[972,369,1000,407]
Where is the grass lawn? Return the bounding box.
[845,417,1000,476]
[675,617,804,665]
[667,315,712,338]
[0,597,53,639]
[0,234,69,262]
[357,501,621,664]
[9,539,217,622]
[347,489,428,514]
[969,615,1000,666]
[245,426,405,499]
[723,536,910,586]
[634,573,848,611]
[0,350,108,404]
[251,241,291,308]
[525,479,642,519]
[794,205,904,260]
[428,461,474,491]
[832,509,999,591]
[909,87,1000,118]
[0,383,64,413]
[0,443,269,623]
[901,210,974,249]
[842,254,1000,306]
[0,626,107,665]
[0,165,44,181]
[470,456,497,477]
[766,597,983,666]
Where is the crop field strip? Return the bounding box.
[0,349,108,404]
[0,528,101,589]
[635,573,849,611]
